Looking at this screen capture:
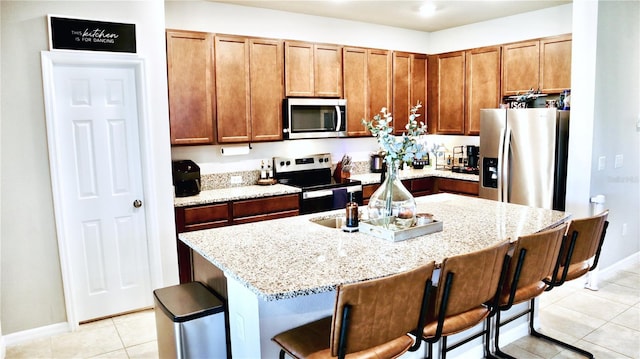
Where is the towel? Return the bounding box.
[332,188,348,209]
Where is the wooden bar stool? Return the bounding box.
[271,261,435,359]
[419,241,511,359]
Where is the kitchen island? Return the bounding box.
[179,193,569,358]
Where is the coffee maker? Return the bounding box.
[172,160,201,197]
[451,145,480,174]
[466,145,479,170]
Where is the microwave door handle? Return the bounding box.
[335,105,342,133]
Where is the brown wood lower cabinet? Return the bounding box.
[436,178,479,196]
[363,176,477,204]
[175,193,300,283]
[232,194,299,225]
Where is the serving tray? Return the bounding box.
[359,217,443,242]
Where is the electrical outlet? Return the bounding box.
[622,223,628,236]
[615,154,623,168]
[598,156,606,171]
[230,175,243,184]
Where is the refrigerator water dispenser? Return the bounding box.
[482,158,498,188]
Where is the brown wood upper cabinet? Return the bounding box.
[465,46,502,135]
[285,41,343,97]
[427,51,465,135]
[428,46,501,135]
[166,30,215,145]
[215,35,283,143]
[539,35,572,94]
[392,52,427,135]
[343,47,392,137]
[502,34,571,96]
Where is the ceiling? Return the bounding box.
[212,0,571,32]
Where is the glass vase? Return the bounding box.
[367,160,416,230]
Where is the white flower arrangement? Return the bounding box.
[362,102,428,166]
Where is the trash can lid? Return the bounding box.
[154,282,225,323]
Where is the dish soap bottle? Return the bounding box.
[344,192,359,232]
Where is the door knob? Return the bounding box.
[133,199,143,208]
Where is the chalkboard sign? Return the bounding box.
[49,16,136,53]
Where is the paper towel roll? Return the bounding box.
[220,145,251,156]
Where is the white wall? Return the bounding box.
[428,4,573,53]
[0,0,177,336]
[587,1,640,268]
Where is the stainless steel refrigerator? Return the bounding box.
[479,108,570,210]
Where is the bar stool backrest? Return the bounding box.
[561,210,609,266]
[499,223,567,307]
[329,261,435,357]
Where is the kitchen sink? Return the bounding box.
[309,215,344,229]
[309,211,365,229]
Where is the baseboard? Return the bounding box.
[598,251,639,281]
[2,322,70,347]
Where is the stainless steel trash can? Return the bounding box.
[154,281,227,359]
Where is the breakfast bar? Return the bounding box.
[178,193,570,358]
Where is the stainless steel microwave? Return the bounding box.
[283,98,347,139]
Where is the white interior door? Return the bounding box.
[45,57,152,322]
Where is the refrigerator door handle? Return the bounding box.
[501,126,512,203]
[496,127,506,202]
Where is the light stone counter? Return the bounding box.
[179,193,567,301]
[173,168,476,207]
[179,193,569,358]
[351,167,479,185]
[173,184,301,207]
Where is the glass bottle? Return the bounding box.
[367,159,416,230]
[345,192,359,229]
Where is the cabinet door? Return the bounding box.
[343,47,369,136]
[215,35,251,143]
[315,44,343,97]
[465,46,501,135]
[368,49,392,123]
[250,38,284,141]
[502,40,540,96]
[393,52,427,134]
[392,52,411,134]
[285,41,315,97]
[429,51,465,134]
[540,35,572,93]
[166,30,215,145]
[411,53,427,127]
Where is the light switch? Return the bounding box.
[615,154,623,168]
[598,156,606,171]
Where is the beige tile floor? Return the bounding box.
[6,256,639,358]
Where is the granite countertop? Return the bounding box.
[174,168,478,207]
[173,184,301,207]
[179,193,569,301]
[351,167,479,185]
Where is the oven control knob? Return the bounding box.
[279,161,285,166]
[286,160,291,166]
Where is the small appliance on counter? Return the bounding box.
[412,153,430,169]
[370,152,385,173]
[451,145,480,174]
[172,160,201,197]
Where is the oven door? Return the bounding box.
[301,185,363,214]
